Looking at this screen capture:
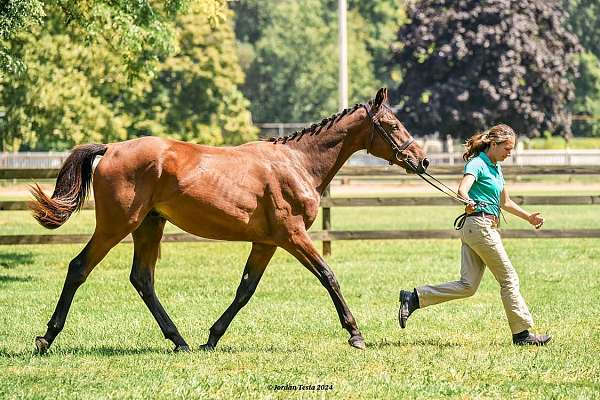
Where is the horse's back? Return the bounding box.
[92,136,316,242]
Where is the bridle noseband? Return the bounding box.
[362,103,415,165]
[361,103,507,228]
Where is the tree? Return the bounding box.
[127,7,257,145]
[562,0,600,137]
[343,1,408,89]
[1,0,227,77]
[0,9,138,151]
[231,0,378,123]
[391,0,580,138]
[0,4,256,151]
[562,0,600,59]
[571,52,600,137]
[0,0,44,74]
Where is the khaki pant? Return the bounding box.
[416,216,533,334]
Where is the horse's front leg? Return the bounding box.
[284,231,365,349]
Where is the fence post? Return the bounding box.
[445,135,454,165]
[322,186,331,256]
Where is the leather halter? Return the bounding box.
[362,103,415,165]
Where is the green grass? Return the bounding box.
[1,203,598,236]
[527,136,600,149]
[1,184,600,398]
[0,240,599,399]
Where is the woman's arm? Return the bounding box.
[458,174,477,213]
[501,187,544,229]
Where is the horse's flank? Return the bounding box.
[93,107,366,245]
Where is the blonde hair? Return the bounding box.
[463,124,516,161]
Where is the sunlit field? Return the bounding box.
[1,184,599,399]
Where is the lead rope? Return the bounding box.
[403,164,506,230]
[361,103,505,228]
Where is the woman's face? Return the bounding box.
[489,136,515,162]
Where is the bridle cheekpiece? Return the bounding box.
[362,103,415,166]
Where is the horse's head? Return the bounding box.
[363,88,429,174]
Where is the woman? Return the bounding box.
[399,124,551,346]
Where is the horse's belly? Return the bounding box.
[155,194,270,242]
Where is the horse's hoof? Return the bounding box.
[174,344,190,353]
[35,336,50,355]
[199,343,215,351]
[348,336,366,350]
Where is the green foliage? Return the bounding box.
[571,52,600,137]
[232,0,382,123]
[562,0,600,59]
[345,1,408,88]
[0,12,137,151]
[127,7,257,145]
[0,0,44,74]
[0,1,229,78]
[527,136,600,149]
[392,0,580,139]
[562,1,600,137]
[0,4,256,151]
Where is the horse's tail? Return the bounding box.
[30,144,108,229]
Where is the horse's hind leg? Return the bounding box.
[201,242,276,350]
[35,231,125,354]
[130,211,189,352]
[284,232,365,349]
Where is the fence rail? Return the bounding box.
[2,195,600,211]
[2,229,600,246]
[2,165,599,252]
[3,165,600,180]
[1,194,599,246]
[3,148,600,170]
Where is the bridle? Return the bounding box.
[362,102,506,230]
[362,103,473,206]
[362,103,415,165]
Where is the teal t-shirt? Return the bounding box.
[464,152,504,216]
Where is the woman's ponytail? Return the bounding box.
[462,124,516,161]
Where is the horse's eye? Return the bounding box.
[392,124,399,130]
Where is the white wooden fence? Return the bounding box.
[2,148,600,169]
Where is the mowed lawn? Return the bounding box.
[1,197,600,398]
[2,204,600,235]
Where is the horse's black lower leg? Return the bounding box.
[286,234,365,349]
[130,213,189,352]
[36,235,115,354]
[201,243,276,350]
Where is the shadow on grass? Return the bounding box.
[0,252,35,269]
[61,346,176,356]
[0,275,32,285]
[195,344,297,355]
[0,346,172,358]
[368,338,464,349]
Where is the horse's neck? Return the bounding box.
[289,113,366,193]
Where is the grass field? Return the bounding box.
[0,204,598,235]
[1,189,600,398]
[527,136,600,150]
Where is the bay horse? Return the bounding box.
[30,88,428,354]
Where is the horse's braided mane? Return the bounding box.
[264,103,365,144]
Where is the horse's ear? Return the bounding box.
[373,87,389,110]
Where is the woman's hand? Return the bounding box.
[465,200,476,214]
[527,212,544,229]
